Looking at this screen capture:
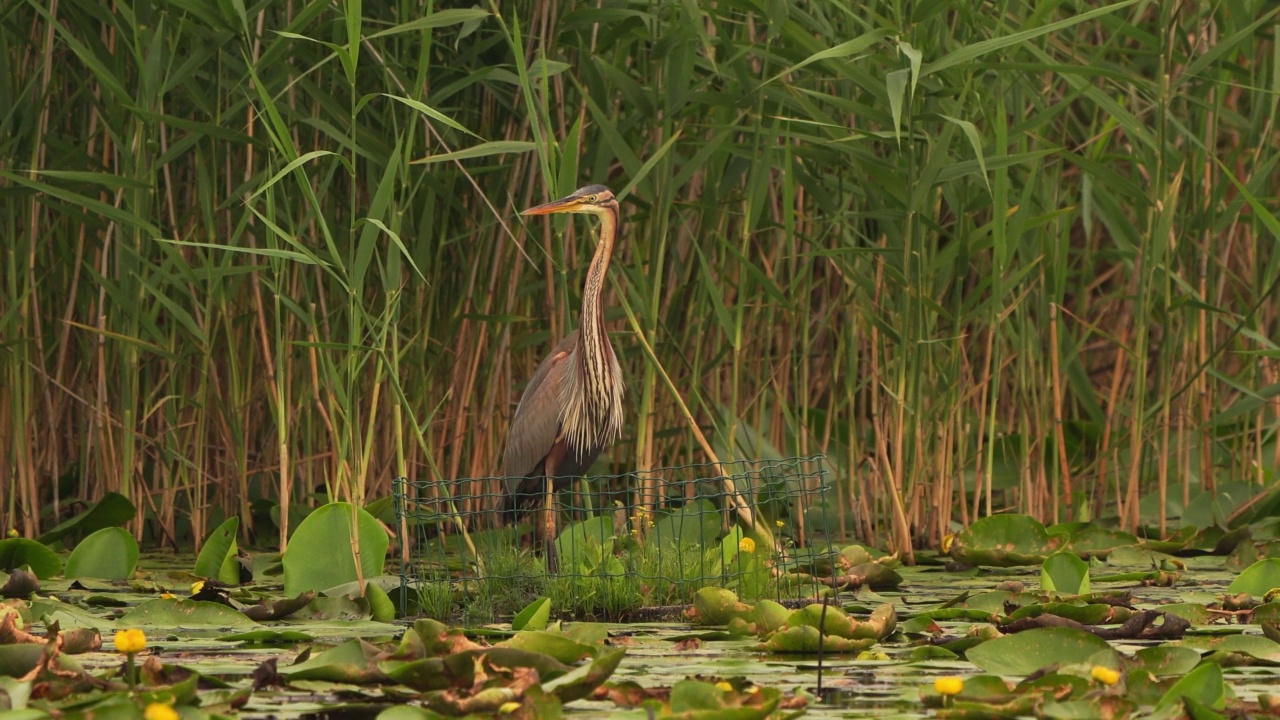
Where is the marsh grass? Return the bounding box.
[1,1,1277,558]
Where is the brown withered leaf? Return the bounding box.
[592,681,670,707]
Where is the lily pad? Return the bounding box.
[513,597,551,631]
[0,540,61,580]
[1155,662,1225,712]
[64,527,138,580]
[948,515,1066,567]
[762,625,879,653]
[283,503,389,597]
[652,499,722,550]
[500,630,595,664]
[281,638,391,684]
[119,599,259,629]
[34,492,135,546]
[1228,558,1280,596]
[1041,552,1090,595]
[965,627,1115,675]
[194,516,241,585]
[241,591,317,622]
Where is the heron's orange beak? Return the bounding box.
[521,195,583,216]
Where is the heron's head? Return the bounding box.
[522,184,617,217]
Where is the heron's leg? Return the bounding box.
[542,475,559,573]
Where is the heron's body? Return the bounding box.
[501,185,626,567]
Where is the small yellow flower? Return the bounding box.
[715,681,733,692]
[941,533,955,554]
[113,628,147,654]
[738,537,756,554]
[934,676,964,696]
[191,580,204,595]
[1091,665,1121,686]
[775,520,784,528]
[144,703,179,720]
[6,529,18,538]
[498,701,521,713]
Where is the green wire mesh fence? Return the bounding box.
[393,455,837,620]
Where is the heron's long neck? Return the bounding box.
[578,203,618,395]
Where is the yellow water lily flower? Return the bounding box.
[934,676,963,696]
[1091,665,1121,685]
[738,537,756,554]
[144,703,179,720]
[113,628,146,654]
[190,580,204,595]
[715,681,733,692]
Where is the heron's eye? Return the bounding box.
[586,194,598,203]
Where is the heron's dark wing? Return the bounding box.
[503,331,579,491]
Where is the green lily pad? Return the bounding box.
[119,599,259,629]
[542,647,626,702]
[1155,662,1225,712]
[280,638,390,684]
[34,492,135,546]
[194,516,241,585]
[651,499,722,550]
[500,630,595,664]
[965,627,1115,675]
[0,540,61,580]
[762,624,878,653]
[65,527,138,580]
[1229,558,1280,596]
[948,515,1066,567]
[664,678,781,719]
[218,629,316,644]
[513,597,551,631]
[1041,552,1090,595]
[1135,646,1201,676]
[1201,634,1280,664]
[784,602,896,640]
[690,588,753,625]
[283,503,389,597]
[1063,525,1139,557]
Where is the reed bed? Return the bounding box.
[1,1,1277,556]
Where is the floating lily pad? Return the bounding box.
[1041,552,1090,595]
[1229,558,1280,596]
[1155,662,1225,712]
[65,527,138,580]
[0,540,61,581]
[241,591,316,622]
[500,630,595,664]
[965,627,1115,675]
[35,492,135,547]
[120,599,259,629]
[194,516,241,585]
[948,515,1066,567]
[513,597,551,631]
[281,638,390,684]
[283,503,389,597]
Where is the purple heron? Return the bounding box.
[502,184,625,572]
